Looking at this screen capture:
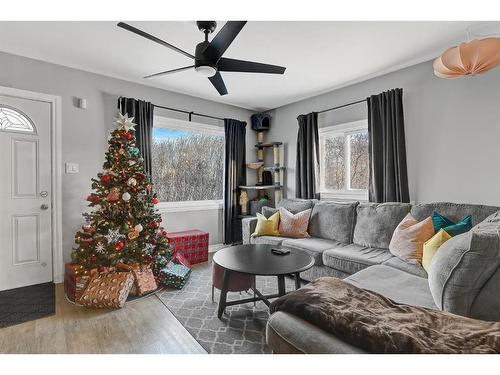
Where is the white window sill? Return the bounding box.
[156,200,223,213]
[320,191,368,202]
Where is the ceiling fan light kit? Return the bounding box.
[117,20,286,96]
[433,37,500,79]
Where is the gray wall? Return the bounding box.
[267,60,500,206]
[0,51,254,261]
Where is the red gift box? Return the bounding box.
[167,230,209,265]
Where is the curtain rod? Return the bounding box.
[154,103,224,122]
[317,98,366,114]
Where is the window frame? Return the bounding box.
[152,116,224,212]
[319,119,369,201]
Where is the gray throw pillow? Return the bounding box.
[428,210,500,321]
[308,201,358,243]
[353,202,411,249]
[261,199,317,218]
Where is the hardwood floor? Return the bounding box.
[0,284,206,354]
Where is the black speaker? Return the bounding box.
[251,113,271,131]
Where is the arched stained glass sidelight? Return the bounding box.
[0,105,36,133]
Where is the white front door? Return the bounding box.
[0,94,53,291]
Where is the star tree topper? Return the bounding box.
[115,112,136,131]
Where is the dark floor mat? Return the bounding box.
[0,282,55,328]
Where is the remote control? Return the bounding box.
[271,248,290,255]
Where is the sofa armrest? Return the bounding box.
[242,217,258,244]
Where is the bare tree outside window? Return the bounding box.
[151,128,224,202]
[324,136,345,190]
[320,122,369,195]
[349,131,369,189]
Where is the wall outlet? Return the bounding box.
[65,162,79,174]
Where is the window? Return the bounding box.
[319,120,369,200]
[151,116,224,210]
[0,105,36,133]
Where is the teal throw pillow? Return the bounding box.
[443,215,473,236]
[431,211,455,232]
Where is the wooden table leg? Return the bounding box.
[217,268,230,319]
[277,275,286,296]
[294,272,301,290]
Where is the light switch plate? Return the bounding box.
[65,162,79,174]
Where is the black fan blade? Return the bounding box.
[208,21,247,59]
[144,65,194,79]
[218,57,286,74]
[208,72,228,96]
[117,22,194,59]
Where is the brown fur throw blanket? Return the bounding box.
[270,277,500,353]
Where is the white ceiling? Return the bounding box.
[0,21,497,111]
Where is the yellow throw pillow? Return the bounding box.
[252,211,280,237]
[422,229,452,272]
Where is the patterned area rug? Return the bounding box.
[0,282,55,328]
[158,260,298,354]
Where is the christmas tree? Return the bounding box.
[71,113,171,274]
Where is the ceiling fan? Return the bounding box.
[117,21,286,96]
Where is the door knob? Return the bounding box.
[40,204,49,210]
[40,191,49,197]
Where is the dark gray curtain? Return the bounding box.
[118,97,154,176]
[296,112,319,199]
[224,119,247,244]
[367,88,409,203]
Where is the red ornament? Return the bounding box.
[101,174,110,184]
[115,241,124,251]
[107,187,120,202]
[124,132,133,141]
[151,239,157,246]
[86,194,100,204]
[97,266,107,273]
[152,197,159,205]
[138,173,145,180]
[130,188,137,193]
[143,254,153,263]
[161,230,168,236]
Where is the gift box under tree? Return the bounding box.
[159,261,192,289]
[166,230,209,265]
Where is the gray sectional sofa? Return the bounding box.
[241,199,500,353]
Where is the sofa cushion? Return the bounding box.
[388,214,435,264]
[281,238,344,266]
[266,311,365,354]
[422,229,452,272]
[322,244,393,274]
[278,207,311,238]
[353,202,411,249]
[308,201,358,243]
[428,210,500,321]
[250,235,285,246]
[345,265,436,309]
[411,202,499,227]
[382,256,428,278]
[300,265,351,282]
[252,212,280,237]
[262,198,317,218]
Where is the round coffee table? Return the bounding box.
[212,244,314,318]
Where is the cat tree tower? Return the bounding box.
[239,113,285,217]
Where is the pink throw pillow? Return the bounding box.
[389,213,435,264]
[278,207,312,238]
